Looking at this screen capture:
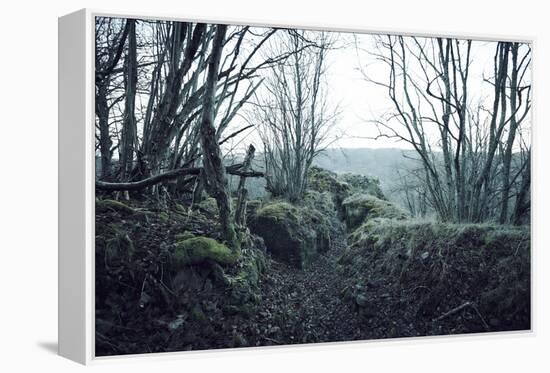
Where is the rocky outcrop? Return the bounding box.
[338,173,386,200]
[341,193,408,230]
[248,201,331,269]
[307,166,351,213]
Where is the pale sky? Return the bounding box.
[223,30,531,154]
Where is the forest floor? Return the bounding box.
[245,227,366,346]
[95,193,530,355]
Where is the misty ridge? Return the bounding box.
[93,17,531,355]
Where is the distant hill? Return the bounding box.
[313,148,422,203]
[229,147,422,205]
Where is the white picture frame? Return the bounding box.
[58,8,534,365]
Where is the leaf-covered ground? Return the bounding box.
[95,193,530,356]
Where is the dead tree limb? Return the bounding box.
[96,164,263,191]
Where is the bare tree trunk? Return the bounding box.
[471,42,510,221]
[499,43,519,224]
[513,150,530,225]
[120,19,137,182]
[199,24,239,249]
[95,19,130,181]
[235,144,256,226]
[96,80,112,180]
[256,31,336,202]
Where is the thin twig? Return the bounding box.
[433,301,490,331]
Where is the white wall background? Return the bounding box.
[0,0,548,371]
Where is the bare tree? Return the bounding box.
[95,18,129,180]
[360,36,531,223]
[252,31,339,201]
[95,19,283,199]
[120,19,137,182]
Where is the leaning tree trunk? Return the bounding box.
[198,24,239,249]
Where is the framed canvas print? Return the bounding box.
[58,8,532,364]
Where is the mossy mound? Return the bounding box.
[303,190,336,217]
[225,243,268,310]
[96,199,137,215]
[245,199,263,217]
[95,223,135,266]
[307,166,351,212]
[95,198,272,354]
[196,197,218,215]
[342,193,408,230]
[175,231,196,241]
[338,173,386,200]
[248,201,331,268]
[172,236,238,267]
[339,220,530,334]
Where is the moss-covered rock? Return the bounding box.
[245,199,263,217]
[303,190,335,217]
[96,199,136,215]
[248,201,331,268]
[197,197,218,215]
[158,211,170,222]
[172,236,238,267]
[307,166,351,213]
[175,231,196,241]
[95,222,135,261]
[226,246,267,308]
[342,193,408,230]
[338,173,386,200]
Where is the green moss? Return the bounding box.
[190,304,206,322]
[255,201,300,222]
[197,197,218,214]
[102,229,135,263]
[303,190,336,217]
[249,200,331,268]
[338,220,530,329]
[158,211,170,222]
[245,199,263,216]
[96,199,136,215]
[307,166,352,212]
[338,173,386,200]
[174,203,187,213]
[342,194,408,229]
[173,237,238,267]
[175,231,196,241]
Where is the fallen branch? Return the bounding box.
[433,301,490,331]
[96,164,264,191]
[262,336,282,344]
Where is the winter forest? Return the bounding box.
[94,16,531,355]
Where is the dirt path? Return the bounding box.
[245,227,367,346]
